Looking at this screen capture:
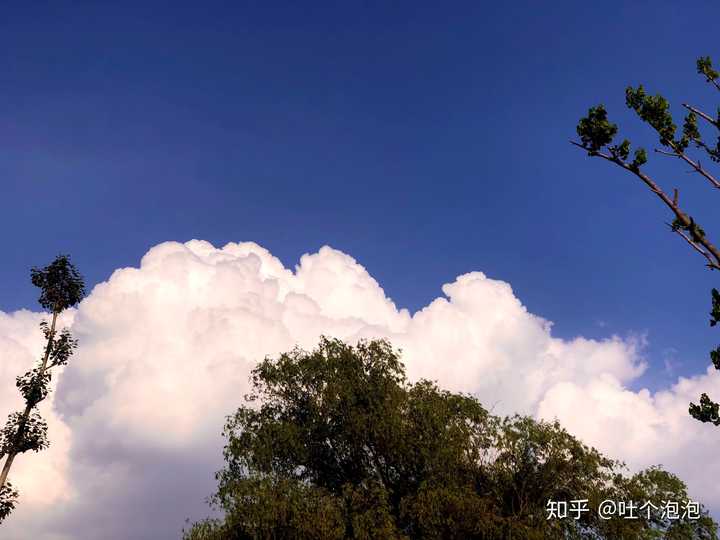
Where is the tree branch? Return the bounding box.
[571,140,720,268]
[665,222,720,270]
[653,148,720,189]
[682,104,719,129]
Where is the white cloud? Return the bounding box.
[537,367,720,510]
[0,239,717,539]
[0,310,74,509]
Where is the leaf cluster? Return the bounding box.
[15,369,51,407]
[576,105,618,152]
[689,393,720,427]
[0,411,49,455]
[625,86,677,146]
[575,105,647,170]
[0,483,18,524]
[576,56,720,173]
[31,254,85,311]
[698,56,719,84]
[44,325,78,368]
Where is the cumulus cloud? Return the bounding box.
[0,239,717,539]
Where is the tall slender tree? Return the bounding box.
[0,255,85,522]
[573,55,720,426]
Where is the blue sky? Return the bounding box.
[2,0,719,397]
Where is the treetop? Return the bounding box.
[30,254,85,312]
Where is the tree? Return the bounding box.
[0,255,85,522]
[573,55,720,426]
[184,337,717,539]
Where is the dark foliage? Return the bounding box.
[184,338,717,539]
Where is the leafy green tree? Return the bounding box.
[0,255,85,522]
[184,337,716,539]
[573,55,720,426]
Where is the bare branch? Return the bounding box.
[691,137,720,163]
[652,147,720,189]
[676,151,720,189]
[571,140,720,268]
[682,104,719,129]
[665,222,720,270]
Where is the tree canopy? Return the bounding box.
[184,337,717,539]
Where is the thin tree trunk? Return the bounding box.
[0,308,59,490]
